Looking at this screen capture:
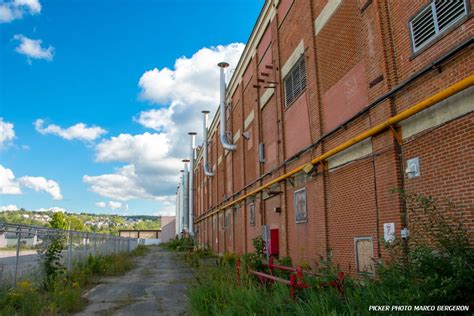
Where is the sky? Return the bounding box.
[0,0,264,216]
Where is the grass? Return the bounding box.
[160,237,194,251]
[186,193,474,315]
[0,245,149,315]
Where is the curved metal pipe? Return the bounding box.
[182,160,190,232]
[218,62,237,151]
[202,110,215,176]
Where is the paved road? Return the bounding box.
[77,246,194,316]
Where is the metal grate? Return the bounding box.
[410,0,468,52]
[284,56,307,107]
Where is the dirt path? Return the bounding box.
[76,246,194,315]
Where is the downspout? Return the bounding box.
[218,62,237,151]
[201,110,215,176]
[188,132,197,235]
[175,188,179,237]
[179,170,184,235]
[182,160,190,232]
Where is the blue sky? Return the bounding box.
[0,0,263,216]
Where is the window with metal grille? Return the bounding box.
[284,56,306,107]
[410,0,468,52]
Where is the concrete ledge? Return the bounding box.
[327,138,373,169]
[401,86,474,139]
[314,0,342,35]
[281,40,304,79]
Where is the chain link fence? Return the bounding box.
[0,222,143,289]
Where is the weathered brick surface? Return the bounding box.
[191,0,473,275]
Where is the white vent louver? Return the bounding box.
[410,0,468,52]
[284,56,307,107]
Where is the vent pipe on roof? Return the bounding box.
[218,62,237,151]
[188,132,196,235]
[182,160,190,233]
[202,110,215,176]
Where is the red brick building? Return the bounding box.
[191,0,473,275]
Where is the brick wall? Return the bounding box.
[191,0,473,276]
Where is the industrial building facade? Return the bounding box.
[181,0,473,274]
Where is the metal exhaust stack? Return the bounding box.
[218,62,236,151]
[182,159,190,233]
[188,132,196,235]
[202,110,215,176]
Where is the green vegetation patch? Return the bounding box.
[187,193,474,315]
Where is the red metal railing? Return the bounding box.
[236,257,345,299]
[236,257,309,299]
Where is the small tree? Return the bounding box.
[38,213,67,289]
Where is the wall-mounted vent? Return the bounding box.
[284,56,306,107]
[410,0,468,52]
[258,143,265,163]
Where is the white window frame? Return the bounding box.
[409,0,469,53]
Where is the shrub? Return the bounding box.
[188,192,474,314]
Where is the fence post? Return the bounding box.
[290,274,295,300]
[68,230,72,271]
[84,233,89,259]
[296,266,303,285]
[127,238,131,254]
[13,227,21,287]
[94,234,97,256]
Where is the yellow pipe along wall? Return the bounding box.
[195,75,474,224]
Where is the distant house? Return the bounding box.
[118,230,160,239]
[0,231,5,248]
[5,232,38,247]
[160,216,175,243]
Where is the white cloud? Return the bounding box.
[19,176,63,200]
[34,206,65,213]
[0,204,19,211]
[95,132,169,163]
[34,119,107,141]
[0,0,41,23]
[0,118,15,148]
[95,201,122,210]
[13,34,54,62]
[86,133,181,201]
[0,165,63,201]
[85,43,244,203]
[0,165,21,194]
[84,165,157,201]
[108,201,122,210]
[95,202,106,208]
[154,195,175,216]
[137,43,244,158]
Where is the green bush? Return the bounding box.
[131,244,149,256]
[161,237,194,251]
[0,246,149,315]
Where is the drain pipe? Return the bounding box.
[202,110,215,176]
[218,62,237,151]
[175,186,180,237]
[188,132,197,235]
[182,160,190,233]
[179,169,185,235]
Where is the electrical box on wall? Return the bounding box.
[406,157,420,178]
[258,143,265,163]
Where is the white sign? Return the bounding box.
[384,223,395,243]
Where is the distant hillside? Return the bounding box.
[0,208,161,235]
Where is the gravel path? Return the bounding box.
[76,246,194,316]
